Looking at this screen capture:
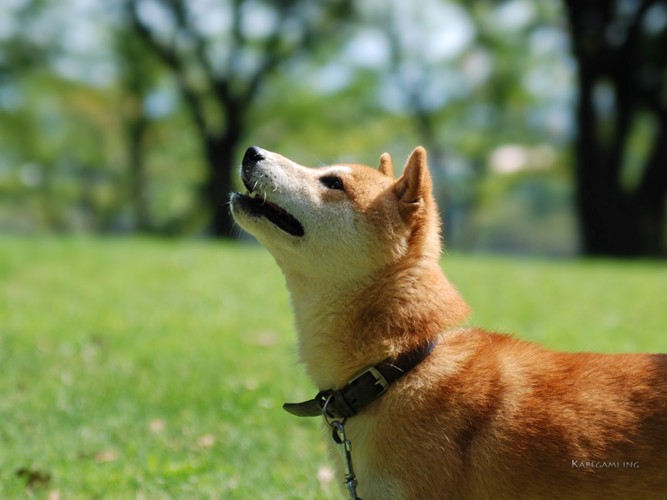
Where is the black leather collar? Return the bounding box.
[283,340,437,419]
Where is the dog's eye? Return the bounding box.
[320,176,345,191]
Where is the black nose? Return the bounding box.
[242,146,265,168]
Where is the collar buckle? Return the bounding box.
[348,366,389,397]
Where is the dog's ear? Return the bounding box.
[378,152,394,178]
[395,146,431,210]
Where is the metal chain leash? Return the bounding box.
[323,395,363,500]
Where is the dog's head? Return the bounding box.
[230,146,441,284]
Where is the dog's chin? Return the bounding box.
[231,192,305,237]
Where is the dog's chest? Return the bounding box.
[329,419,407,500]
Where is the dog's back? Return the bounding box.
[362,330,667,499]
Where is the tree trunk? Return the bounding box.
[566,0,667,257]
[634,115,667,256]
[204,134,239,238]
[128,115,151,232]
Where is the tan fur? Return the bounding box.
[230,146,667,499]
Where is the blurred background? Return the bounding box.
[1,0,666,258]
[2,2,666,496]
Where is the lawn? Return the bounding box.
[1,237,665,498]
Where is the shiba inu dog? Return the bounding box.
[229,146,667,499]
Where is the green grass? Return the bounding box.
[1,237,665,498]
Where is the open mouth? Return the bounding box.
[234,192,305,237]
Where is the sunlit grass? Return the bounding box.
[0,237,665,498]
[447,254,667,353]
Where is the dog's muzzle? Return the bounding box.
[231,146,305,238]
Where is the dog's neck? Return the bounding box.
[281,256,470,390]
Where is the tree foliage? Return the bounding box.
[124,0,354,237]
[1,0,665,256]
